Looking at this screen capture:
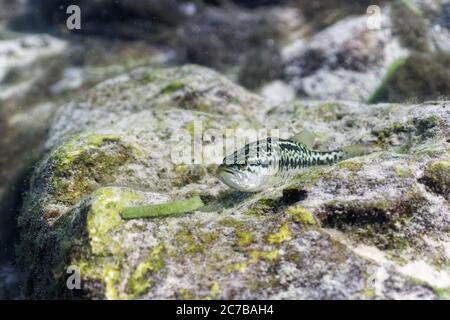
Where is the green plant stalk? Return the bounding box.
[367,57,406,104]
[400,0,423,16]
[121,196,204,219]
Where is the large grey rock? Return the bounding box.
[17,64,450,299]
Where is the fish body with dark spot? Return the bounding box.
[217,137,346,192]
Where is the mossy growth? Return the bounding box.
[320,188,426,250]
[393,165,414,178]
[50,133,137,205]
[244,198,278,216]
[266,221,292,245]
[127,243,166,296]
[71,187,145,300]
[285,206,317,225]
[293,167,331,187]
[337,161,363,172]
[237,230,253,247]
[172,164,207,188]
[316,102,344,122]
[372,116,441,151]
[372,122,409,146]
[433,287,450,300]
[375,53,450,103]
[160,80,186,95]
[248,250,279,263]
[139,73,158,84]
[88,187,143,255]
[175,226,219,256]
[179,282,221,300]
[226,262,248,273]
[421,160,450,196]
[221,217,254,248]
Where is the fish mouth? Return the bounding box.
[218,165,235,175]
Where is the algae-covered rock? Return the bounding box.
[17,64,450,299]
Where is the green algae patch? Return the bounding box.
[433,287,450,300]
[226,262,248,273]
[179,282,221,300]
[160,80,186,95]
[249,250,279,263]
[244,198,278,216]
[237,231,253,247]
[50,133,137,205]
[421,160,450,196]
[393,165,414,178]
[220,217,254,248]
[337,161,363,172]
[172,164,207,187]
[174,224,219,256]
[285,206,316,225]
[71,187,146,299]
[266,221,292,245]
[88,187,144,255]
[121,196,204,219]
[140,73,158,84]
[127,243,166,296]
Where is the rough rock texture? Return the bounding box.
[282,7,409,101]
[281,0,450,102]
[0,29,169,256]
[17,64,450,299]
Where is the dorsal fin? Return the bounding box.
[290,129,316,149]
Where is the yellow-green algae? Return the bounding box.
[244,198,278,216]
[172,164,207,187]
[285,206,316,225]
[121,196,204,219]
[88,188,143,255]
[174,225,219,256]
[292,167,333,187]
[179,282,221,300]
[337,161,363,172]
[433,287,450,300]
[266,221,292,245]
[237,230,253,247]
[221,217,254,247]
[249,250,279,263]
[423,160,450,195]
[160,80,186,95]
[72,187,146,299]
[226,262,249,273]
[127,243,166,296]
[50,133,137,205]
[393,165,414,178]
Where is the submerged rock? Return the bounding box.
[17,64,450,299]
[282,7,409,102]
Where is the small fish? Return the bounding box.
[217,137,352,192]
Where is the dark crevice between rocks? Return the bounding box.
[281,188,308,205]
[0,165,37,299]
[317,193,427,250]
